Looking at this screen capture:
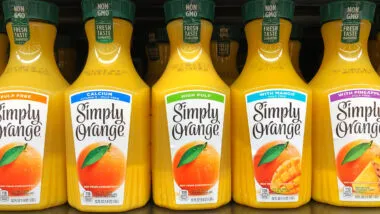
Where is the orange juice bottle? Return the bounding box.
[55,35,77,83]
[152,0,230,210]
[0,20,9,75]
[310,0,380,207]
[211,25,241,85]
[232,0,312,208]
[144,27,170,86]
[65,0,150,212]
[289,24,303,80]
[0,0,68,210]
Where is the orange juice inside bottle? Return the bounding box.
[0,21,9,76]
[232,0,311,208]
[310,1,380,207]
[0,0,68,210]
[211,25,241,85]
[55,35,77,83]
[289,24,304,80]
[144,28,170,86]
[65,0,150,212]
[152,0,231,210]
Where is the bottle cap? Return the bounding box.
[82,0,136,23]
[164,0,215,23]
[242,0,294,23]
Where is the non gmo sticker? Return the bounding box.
[10,0,30,45]
[183,0,201,44]
[94,0,113,43]
[262,0,280,44]
[341,2,361,44]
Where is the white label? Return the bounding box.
[165,90,225,204]
[0,91,48,205]
[246,89,307,202]
[70,90,132,206]
[329,89,380,201]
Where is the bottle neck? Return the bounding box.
[245,18,293,69]
[166,19,213,65]
[7,21,56,66]
[320,20,372,69]
[85,18,133,68]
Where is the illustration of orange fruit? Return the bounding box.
[336,139,380,187]
[253,141,301,194]
[0,143,42,196]
[77,142,125,197]
[172,141,220,195]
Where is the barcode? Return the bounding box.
[261,188,270,199]
[95,199,119,204]
[343,186,353,198]
[84,191,92,202]
[180,190,188,200]
[190,197,214,203]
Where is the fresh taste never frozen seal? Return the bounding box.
[164,0,215,43]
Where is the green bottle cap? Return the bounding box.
[3,0,59,25]
[290,23,303,40]
[164,0,215,23]
[212,25,242,42]
[320,1,376,24]
[82,0,136,23]
[242,0,294,23]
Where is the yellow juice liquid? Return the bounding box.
[211,39,240,85]
[231,19,312,209]
[152,19,231,210]
[289,39,304,80]
[310,19,380,207]
[65,18,150,212]
[0,20,68,210]
[145,42,170,86]
[0,33,9,75]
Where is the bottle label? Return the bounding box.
[94,0,113,43]
[341,2,361,44]
[0,91,48,205]
[147,32,160,61]
[329,89,380,201]
[183,0,201,44]
[262,0,280,44]
[9,0,30,45]
[165,90,225,204]
[217,27,231,57]
[246,89,307,202]
[70,90,132,206]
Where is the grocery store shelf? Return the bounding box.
[2,201,380,214]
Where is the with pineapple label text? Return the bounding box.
[70,90,132,206]
[166,90,225,204]
[329,89,380,201]
[246,89,307,202]
[0,91,48,205]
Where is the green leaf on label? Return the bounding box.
[341,141,373,165]
[258,142,289,167]
[0,144,27,167]
[177,142,207,168]
[81,143,111,169]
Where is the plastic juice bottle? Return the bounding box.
[0,0,68,210]
[55,35,77,83]
[0,21,9,75]
[144,28,170,86]
[232,0,312,208]
[65,0,150,212]
[289,24,304,80]
[211,25,241,85]
[152,0,231,210]
[310,1,380,207]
